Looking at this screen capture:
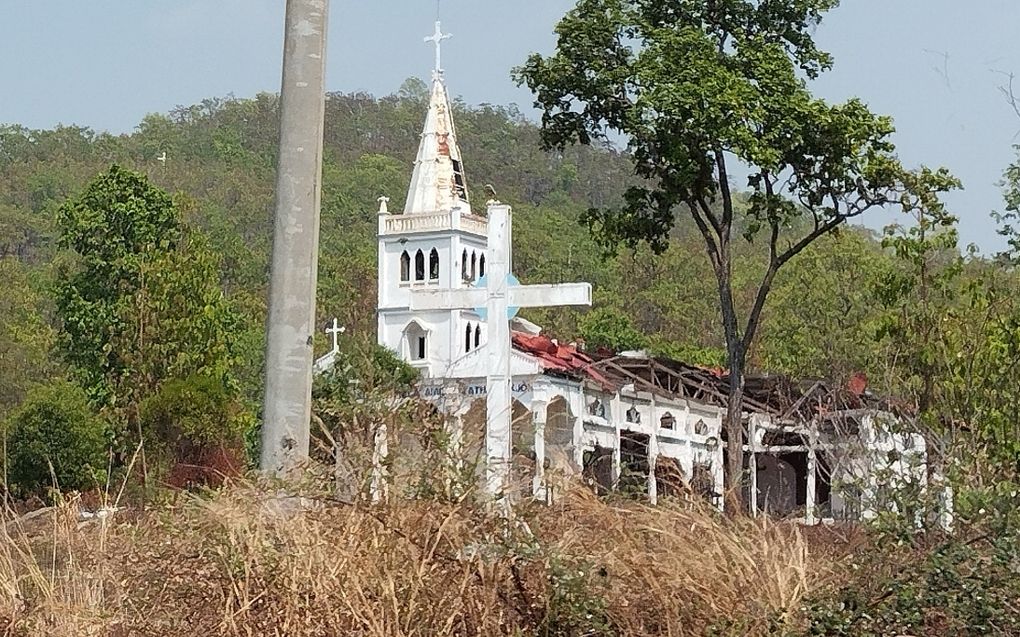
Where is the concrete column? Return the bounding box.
[749,415,759,517]
[806,427,817,525]
[261,0,329,477]
[648,430,659,505]
[532,399,548,498]
[485,204,512,497]
[371,421,388,502]
[611,395,622,487]
[572,390,585,468]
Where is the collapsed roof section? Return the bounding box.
[510,335,908,420]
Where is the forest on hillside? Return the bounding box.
[3,77,1020,424]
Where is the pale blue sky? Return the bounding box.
[3,1,1019,250]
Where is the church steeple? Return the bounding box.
[377,20,487,378]
[403,21,471,215]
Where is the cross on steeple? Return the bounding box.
[424,20,451,76]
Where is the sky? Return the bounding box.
[3,0,1019,250]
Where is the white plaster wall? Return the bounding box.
[377,228,488,375]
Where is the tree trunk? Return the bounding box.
[724,356,745,514]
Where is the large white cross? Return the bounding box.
[410,202,591,496]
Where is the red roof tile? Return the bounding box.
[511,332,614,389]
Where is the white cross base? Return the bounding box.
[410,202,591,497]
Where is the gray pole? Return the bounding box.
[261,0,329,477]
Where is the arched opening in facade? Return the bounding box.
[510,398,535,498]
[414,249,425,281]
[546,396,577,474]
[660,412,676,430]
[399,250,410,282]
[403,321,428,361]
[429,248,440,280]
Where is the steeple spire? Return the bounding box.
[403,21,470,215]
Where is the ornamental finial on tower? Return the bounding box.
[424,21,451,78]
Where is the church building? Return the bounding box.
[365,23,935,524]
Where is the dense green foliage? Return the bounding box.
[140,374,248,456]
[3,381,109,496]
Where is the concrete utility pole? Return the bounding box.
[261,0,329,477]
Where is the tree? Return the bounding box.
[3,380,109,497]
[55,164,181,407]
[515,0,957,509]
[579,307,648,352]
[54,165,242,465]
[0,258,57,419]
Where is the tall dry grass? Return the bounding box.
[0,474,842,636]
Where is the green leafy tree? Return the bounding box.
[0,259,57,418]
[877,195,962,420]
[3,380,109,496]
[515,0,957,508]
[757,229,892,384]
[140,374,251,472]
[579,307,648,352]
[54,165,242,464]
[55,164,181,406]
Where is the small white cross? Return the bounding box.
[424,20,451,75]
[326,318,345,353]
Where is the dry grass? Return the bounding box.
[0,475,850,637]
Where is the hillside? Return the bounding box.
[3,78,992,417]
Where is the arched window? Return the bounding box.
[465,322,472,352]
[399,250,410,282]
[461,249,469,280]
[588,398,606,418]
[404,321,428,361]
[474,324,481,349]
[626,405,641,424]
[479,254,486,278]
[660,412,676,430]
[429,248,440,280]
[470,251,477,280]
[694,419,708,435]
[414,249,425,281]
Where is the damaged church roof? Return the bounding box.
[512,334,909,420]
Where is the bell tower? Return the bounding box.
[376,22,488,377]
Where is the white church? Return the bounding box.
[356,24,935,523]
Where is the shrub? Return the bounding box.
[139,373,246,462]
[3,381,109,496]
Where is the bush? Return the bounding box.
[3,381,109,496]
[140,374,248,462]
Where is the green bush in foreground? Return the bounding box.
[140,374,248,459]
[3,380,109,496]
